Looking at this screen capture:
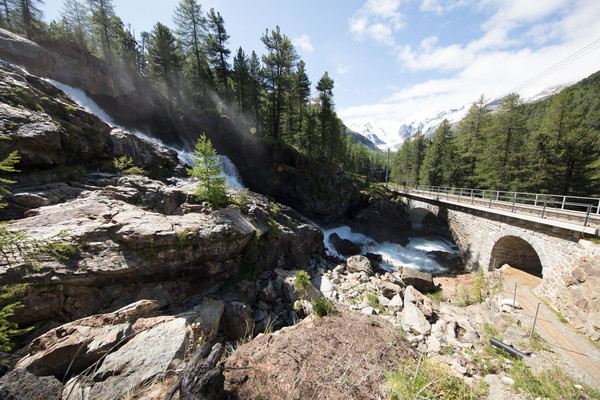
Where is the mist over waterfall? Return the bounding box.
[48,80,246,190]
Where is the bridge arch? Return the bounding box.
[408,207,438,227]
[490,235,543,277]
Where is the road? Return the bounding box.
[500,267,600,390]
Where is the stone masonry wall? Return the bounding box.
[407,198,600,339]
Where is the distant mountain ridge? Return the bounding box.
[346,84,572,150]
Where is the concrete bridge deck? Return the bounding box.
[395,187,600,237]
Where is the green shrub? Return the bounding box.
[312,297,334,317]
[39,241,78,260]
[294,270,311,299]
[113,156,145,176]
[235,189,249,212]
[427,287,445,304]
[470,268,488,303]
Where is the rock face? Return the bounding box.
[0,29,375,226]
[349,200,411,245]
[538,249,600,341]
[0,178,323,328]
[0,368,62,400]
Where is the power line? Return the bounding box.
[489,37,600,105]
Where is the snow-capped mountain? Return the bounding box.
[348,121,388,148]
[525,84,569,103]
[345,105,467,151]
[396,105,468,140]
[345,84,570,150]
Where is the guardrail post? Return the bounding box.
[597,199,600,215]
[561,196,566,210]
[529,302,541,340]
[489,194,492,208]
[584,205,591,227]
[511,192,517,213]
[542,200,547,219]
[535,194,539,207]
[512,282,517,312]
[471,189,474,205]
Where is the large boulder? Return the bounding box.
[15,300,160,378]
[222,301,254,339]
[401,301,431,336]
[328,232,362,256]
[401,267,436,293]
[63,315,190,400]
[0,368,62,400]
[346,255,373,275]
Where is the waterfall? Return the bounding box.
[48,80,246,190]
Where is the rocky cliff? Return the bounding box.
[0,28,377,225]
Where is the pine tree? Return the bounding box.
[11,0,44,38]
[205,8,230,98]
[0,0,12,29]
[261,26,297,140]
[293,60,311,136]
[232,47,250,113]
[187,134,228,207]
[419,120,458,186]
[60,0,89,50]
[531,88,599,194]
[146,22,182,102]
[173,0,213,97]
[316,71,336,160]
[87,0,118,59]
[456,95,491,187]
[248,51,263,131]
[479,93,527,190]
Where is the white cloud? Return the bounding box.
[337,66,351,75]
[349,0,405,45]
[420,0,444,15]
[341,0,600,141]
[420,0,469,15]
[293,34,314,52]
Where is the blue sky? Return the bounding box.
[41,0,600,138]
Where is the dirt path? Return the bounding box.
[499,267,600,390]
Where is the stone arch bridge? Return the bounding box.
[396,190,600,300]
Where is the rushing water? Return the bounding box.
[322,225,459,274]
[48,80,246,190]
[49,79,458,274]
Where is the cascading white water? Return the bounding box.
[48,80,246,190]
[48,79,456,273]
[321,225,459,274]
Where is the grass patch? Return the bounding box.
[39,242,78,260]
[385,355,479,400]
[510,359,599,400]
[364,293,385,313]
[426,287,445,304]
[0,283,30,305]
[541,299,568,324]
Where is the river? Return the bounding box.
[322,225,459,274]
[50,78,459,275]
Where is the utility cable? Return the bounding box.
[489,37,600,104]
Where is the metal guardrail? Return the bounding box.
[391,185,600,229]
